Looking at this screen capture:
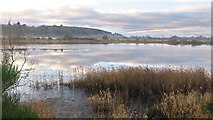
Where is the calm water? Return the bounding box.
[7,43,211,117]
[25,43,210,74]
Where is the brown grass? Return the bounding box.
[24,100,58,118]
[71,66,212,102]
[26,66,212,118]
[149,91,213,118]
[87,89,131,118]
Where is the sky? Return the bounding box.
[0,0,212,37]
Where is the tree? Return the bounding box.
[63,34,73,40]
[102,35,109,40]
[1,20,37,119]
[1,54,20,93]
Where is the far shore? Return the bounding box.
[2,38,212,46]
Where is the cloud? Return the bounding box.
[0,4,210,36]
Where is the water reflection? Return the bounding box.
[8,43,210,85]
[26,43,210,71]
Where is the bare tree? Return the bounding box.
[1,21,35,93]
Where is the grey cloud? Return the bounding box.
[1,5,210,36]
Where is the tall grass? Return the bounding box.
[24,100,58,118]
[149,91,213,118]
[71,66,213,118]
[87,89,132,118]
[71,66,212,102]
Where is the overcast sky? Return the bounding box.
[0,0,211,37]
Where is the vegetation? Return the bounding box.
[1,58,39,118]
[68,66,213,118]
[1,54,20,93]
[23,100,58,118]
[149,91,213,118]
[2,93,38,118]
[2,52,212,118]
[1,21,211,118]
[1,37,211,46]
[71,67,212,101]
[2,22,124,39]
[87,89,132,118]
[1,22,211,46]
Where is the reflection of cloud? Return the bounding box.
[50,52,65,56]
[1,4,210,36]
[93,61,185,69]
[27,44,210,70]
[84,51,126,57]
[48,64,78,71]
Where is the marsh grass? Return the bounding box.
[149,91,213,118]
[24,100,59,118]
[27,66,212,118]
[87,89,132,118]
[71,66,212,102]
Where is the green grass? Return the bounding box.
[202,101,213,114]
[2,94,38,118]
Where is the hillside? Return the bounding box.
[1,22,125,39]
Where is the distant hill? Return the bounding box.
[1,22,125,39]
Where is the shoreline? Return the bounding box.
[2,38,212,46]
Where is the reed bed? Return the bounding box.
[28,66,213,118]
[23,100,58,118]
[71,66,212,101]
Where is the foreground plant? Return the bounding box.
[25,100,58,118]
[1,53,38,118]
[2,93,38,118]
[149,91,213,118]
[87,89,131,118]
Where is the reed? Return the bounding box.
[87,89,132,118]
[149,91,213,118]
[71,66,212,102]
[25,100,58,118]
